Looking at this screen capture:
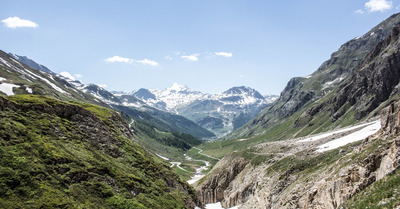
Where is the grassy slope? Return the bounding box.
[0,95,196,209]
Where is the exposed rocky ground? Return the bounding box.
[196,103,400,208]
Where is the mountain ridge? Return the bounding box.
[125,83,278,137]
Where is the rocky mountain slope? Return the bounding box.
[197,104,399,208]
[194,12,400,208]
[228,12,400,141]
[0,94,199,208]
[127,84,278,137]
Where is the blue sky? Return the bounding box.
[0,0,398,94]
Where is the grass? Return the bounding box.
[0,95,197,208]
[344,167,400,209]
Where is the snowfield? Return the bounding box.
[316,120,381,152]
[298,121,378,143]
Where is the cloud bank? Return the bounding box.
[365,0,392,12]
[1,17,38,28]
[215,52,233,57]
[181,54,199,61]
[105,56,158,66]
[105,56,133,63]
[135,59,159,66]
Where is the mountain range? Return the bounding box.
[121,84,277,137]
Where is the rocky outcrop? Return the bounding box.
[331,24,400,121]
[196,155,249,205]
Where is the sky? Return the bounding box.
[0,0,399,95]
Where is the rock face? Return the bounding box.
[330,24,400,121]
[196,155,249,204]
[197,102,400,208]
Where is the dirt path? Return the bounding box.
[192,147,221,161]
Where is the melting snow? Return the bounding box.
[0,83,20,96]
[0,77,6,81]
[316,121,381,152]
[198,202,240,209]
[298,121,378,143]
[26,87,33,93]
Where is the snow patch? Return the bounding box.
[298,121,378,143]
[0,77,6,82]
[201,202,240,209]
[0,83,20,96]
[26,87,33,93]
[316,121,381,152]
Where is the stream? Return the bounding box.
[185,153,211,184]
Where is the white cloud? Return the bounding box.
[98,84,108,88]
[1,17,38,28]
[215,52,233,57]
[354,9,365,14]
[105,56,133,63]
[59,71,75,80]
[181,54,199,61]
[365,0,393,12]
[105,56,158,66]
[135,59,159,66]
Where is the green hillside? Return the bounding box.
[0,95,198,208]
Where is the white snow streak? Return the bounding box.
[298,121,378,143]
[316,121,381,152]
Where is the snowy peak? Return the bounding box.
[124,83,279,137]
[222,86,265,100]
[167,83,189,92]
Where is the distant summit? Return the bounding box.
[167,82,189,92]
[223,86,265,100]
[133,88,157,100]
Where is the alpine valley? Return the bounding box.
[1,9,400,209]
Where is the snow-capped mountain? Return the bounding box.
[132,83,210,112]
[126,84,278,137]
